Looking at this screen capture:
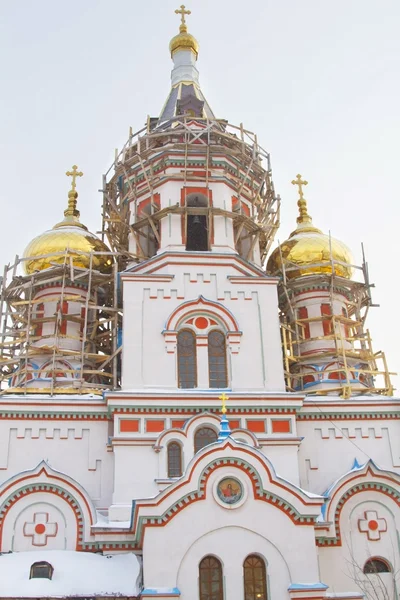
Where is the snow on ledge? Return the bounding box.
[0,550,141,597]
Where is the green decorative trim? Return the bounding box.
[0,411,108,420]
[298,412,399,421]
[317,481,400,546]
[110,406,296,416]
[132,456,318,545]
[0,482,85,545]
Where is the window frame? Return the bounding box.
[30,561,54,580]
[243,554,268,600]
[177,328,198,389]
[208,329,228,388]
[363,557,391,574]
[167,441,183,478]
[199,555,224,600]
[194,426,218,453]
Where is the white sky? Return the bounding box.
[0,0,398,390]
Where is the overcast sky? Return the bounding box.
[0,0,398,390]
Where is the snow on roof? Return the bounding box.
[0,550,141,598]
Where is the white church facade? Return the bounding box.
[0,6,398,600]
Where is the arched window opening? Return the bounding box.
[186,194,209,252]
[56,300,68,335]
[138,202,160,258]
[30,561,54,580]
[244,554,268,600]
[167,442,182,478]
[199,555,223,600]
[194,426,218,453]
[177,330,197,389]
[208,330,228,388]
[363,558,391,574]
[233,199,254,261]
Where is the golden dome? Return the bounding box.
[267,175,353,280]
[170,5,199,57]
[23,167,112,275]
[170,30,199,57]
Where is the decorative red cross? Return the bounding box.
[23,512,58,546]
[358,510,387,541]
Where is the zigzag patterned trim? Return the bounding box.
[112,407,296,415]
[317,482,400,546]
[298,412,399,420]
[134,457,317,545]
[0,412,107,420]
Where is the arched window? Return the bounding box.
[138,202,160,258]
[186,195,209,252]
[177,330,197,388]
[30,561,54,580]
[199,555,223,600]
[363,558,391,574]
[194,426,218,453]
[167,442,182,478]
[243,555,267,600]
[208,330,228,388]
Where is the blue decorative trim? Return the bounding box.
[141,588,180,597]
[288,582,328,591]
[218,414,231,441]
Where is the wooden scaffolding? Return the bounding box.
[100,115,280,269]
[0,251,121,395]
[278,245,394,398]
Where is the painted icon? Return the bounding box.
[217,477,243,505]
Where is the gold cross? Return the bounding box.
[175,4,191,27]
[291,173,308,200]
[219,392,229,415]
[66,165,83,192]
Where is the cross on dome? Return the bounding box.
[291,173,308,200]
[175,4,191,30]
[291,173,312,225]
[64,164,83,219]
[66,164,83,193]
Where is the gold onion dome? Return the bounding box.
[267,174,353,280]
[169,5,199,57]
[23,166,112,275]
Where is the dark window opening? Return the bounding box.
[194,426,218,453]
[244,554,268,600]
[177,329,197,388]
[167,442,182,477]
[138,202,160,258]
[363,558,391,574]
[30,561,54,580]
[208,330,228,388]
[199,555,223,600]
[186,195,209,252]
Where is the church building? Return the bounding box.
[0,6,398,600]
